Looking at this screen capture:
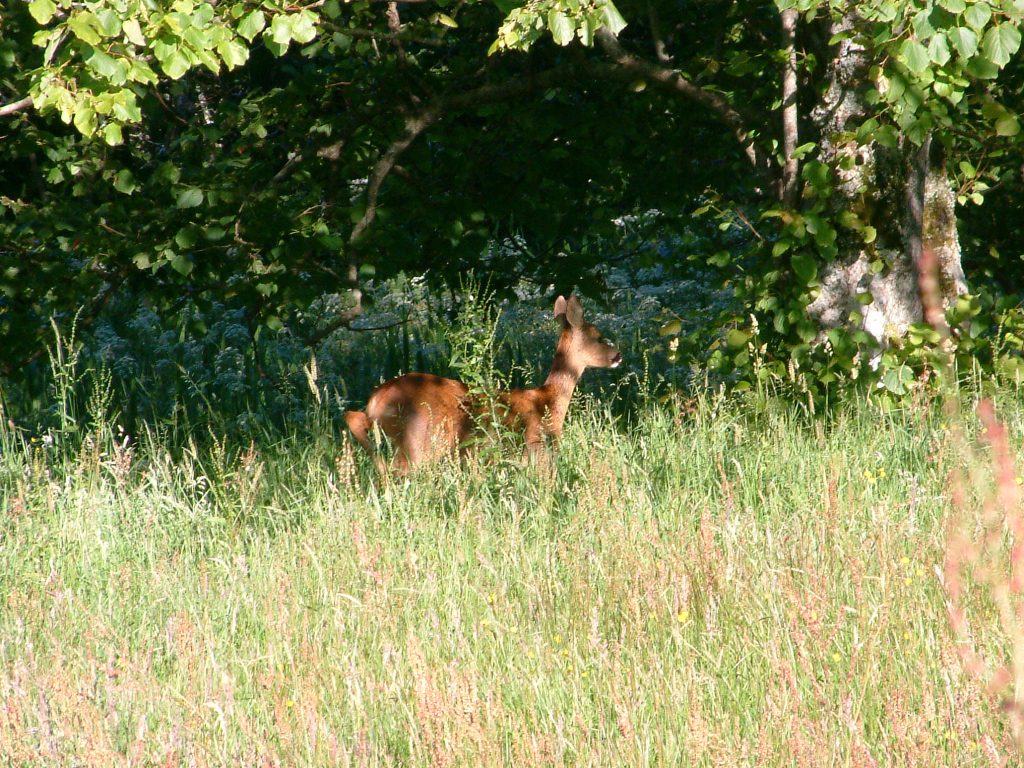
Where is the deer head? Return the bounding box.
[554,295,622,370]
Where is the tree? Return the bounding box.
[2,0,1022,390]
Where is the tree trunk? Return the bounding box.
[805,13,966,343]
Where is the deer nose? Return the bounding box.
[610,351,622,368]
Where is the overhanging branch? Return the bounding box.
[0,96,33,118]
[594,28,775,183]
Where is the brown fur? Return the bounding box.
[344,295,620,473]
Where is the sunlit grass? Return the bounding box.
[1,389,1023,765]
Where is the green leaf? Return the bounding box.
[939,0,966,11]
[289,11,318,43]
[966,55,1000,79]
[175,226,200,249]
[43,28,65,63]
[102,122,123,146]
[270,14,293,45]
[86,49,127,84]
[996,113,1021,136]
[726,329,750,348]
[176,187,204,208]
[949,26,978,58]
[599,2,628,35]
[882,367,908,395]
[964,3,991,31]
[94,8,121,37]
[659,319,682,336]
[862,226,877,244]
[67,12,102,45]
[170,251,193,276]
[113,169,136,194]
[982,24,1021,68]
[899,39,930,74]
[73,105,97,136]
[875,124,899,148]
[217,38,249,68]
[435,13,459,28]
[791,252,817,284]
[163,50,190,79]
[928,33,951,65]
[238,10,266,42]
[28,0,57,25]
[548,9,574,46]
[265,315,284,331]
[123,18,146,46]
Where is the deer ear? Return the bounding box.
[554,295,568,323]
[565,295,584,328]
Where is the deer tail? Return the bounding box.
[344,410,373,452]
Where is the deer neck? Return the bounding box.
[540,343,584,434]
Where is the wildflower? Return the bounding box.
[676,610,689,624]
[831,652,841,663]
[286,699,295,709]
[900,556,911,566]
[553,634,562,646]
[488,592,497,605]
[877,468,886,478]
[904,577,913,586]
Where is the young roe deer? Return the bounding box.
[343,295,621,472]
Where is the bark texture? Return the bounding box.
[806,13,966,343]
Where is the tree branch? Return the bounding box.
[0,96,33,118]
[780,8,799,207]
[594,28,775,182]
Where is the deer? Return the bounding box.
[343,295,621,473]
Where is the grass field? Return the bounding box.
[2,385,1024,766]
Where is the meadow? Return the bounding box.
[3,368,1024,765]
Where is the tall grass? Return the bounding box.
[3,377,1024,765]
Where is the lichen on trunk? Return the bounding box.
[805,11,966,345]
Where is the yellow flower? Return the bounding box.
[915,568,925,578]
[286,699,295,709]
[676,610,690,624]
[831,652,841,663]
[904,577,913,586]
[900,556,911,566]
[553,634,562,646]
[488,592,497,605]
[877,468,886,478]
